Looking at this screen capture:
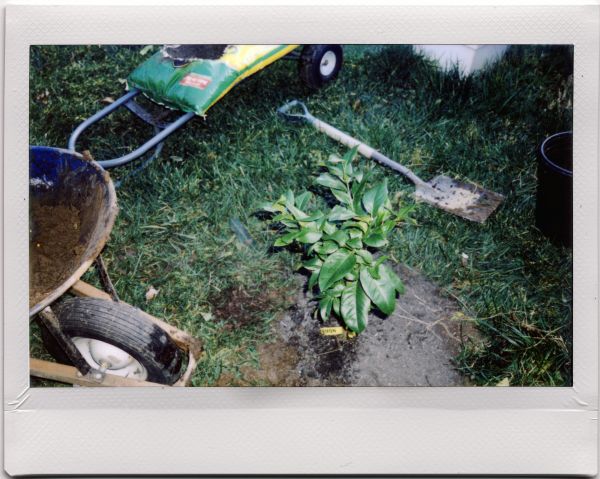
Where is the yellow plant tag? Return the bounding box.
[320,327,356,338]
[320,327,345,336]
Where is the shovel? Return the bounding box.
[277,100,504,223]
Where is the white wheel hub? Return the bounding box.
[319,51,337,77]
[72,337,148,380]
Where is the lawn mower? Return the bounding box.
[67,44,344,169]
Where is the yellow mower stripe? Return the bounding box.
[205,44,299,113]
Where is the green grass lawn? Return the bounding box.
[29,44,573,386]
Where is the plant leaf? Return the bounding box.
[375,208,391,226]
[343,161,353,178]
[328,164,346,181]
[272,212,294,222]
[259,201,285,213]
[342,147,357,178]
[363,233,387,247]
[315,173,345,191]
[307,242,319,255]
[296,228,323,244]
[381,264,405,294]
[343,220,369,233]
[343,146,359,168]
[362,179,388,215]
[346,238,363,249]
[332,297,341,316]
[319,250,356,291]
[287,203,309,220]
[381,219,398,234]
[322,221,337,235]
[284,189,295,207]
[345,271,357,281]
[274,230,300,246]
[352,179,369,214]
[395,204,415,222]
[331,188,353,206]
[328,205,355,221]
[316,240,339,255]
[280,219,298,228]
[298,220,316,230]
[308,270,319,290]
[372,255,389,270]
[326,229,349,246]
[340,280,370,333]
[319,297,333,321]
[302,256,323,271]
[347,228,363,239]
[368,265,380,279]
[299,211,324,223]
[356,249,373,264]
[359,265,397,315]
[295,191,312,211]
[329,282,346,297]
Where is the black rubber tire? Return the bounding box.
[299,44,343,89]
[40,297,183,385]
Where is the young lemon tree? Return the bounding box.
[261,148,411,333]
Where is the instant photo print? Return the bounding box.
[3,3,599,476]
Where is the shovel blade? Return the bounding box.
[414,175,504,223]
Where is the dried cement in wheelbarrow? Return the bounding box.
[29,199,85,308]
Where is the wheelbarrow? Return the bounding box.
[67,44,344,170]
[29,146,201,386]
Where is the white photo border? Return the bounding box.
[3,4,598,476]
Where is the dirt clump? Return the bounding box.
[251,342,301,385]
[215,342,301,387]
[210,284,291,329]
[30,198,85,308]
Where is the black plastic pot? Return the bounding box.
[535,131,572,247]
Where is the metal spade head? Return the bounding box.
[414,175,505,223]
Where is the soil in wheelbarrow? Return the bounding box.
[218,264,480,387]
[29,197,85,308]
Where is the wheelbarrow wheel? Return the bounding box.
[40,297,183,385]
[299,44,343,89]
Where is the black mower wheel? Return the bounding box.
[299,44,343,89]
[40,297,183,385]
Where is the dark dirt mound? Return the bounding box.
[210,284,292,330]
[238,264,479,387]
[161,45,229,62]
[29,198,84,308]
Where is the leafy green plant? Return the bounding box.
[261,148,411,333]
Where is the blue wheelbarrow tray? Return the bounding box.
[29,146,118,317]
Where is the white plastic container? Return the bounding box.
[413,45,509,76]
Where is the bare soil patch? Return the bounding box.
[242,264,478,386]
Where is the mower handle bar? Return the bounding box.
[68,88,195,169]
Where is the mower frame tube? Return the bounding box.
[67,88,195,169]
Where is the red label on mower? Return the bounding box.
[180,73,212,90]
